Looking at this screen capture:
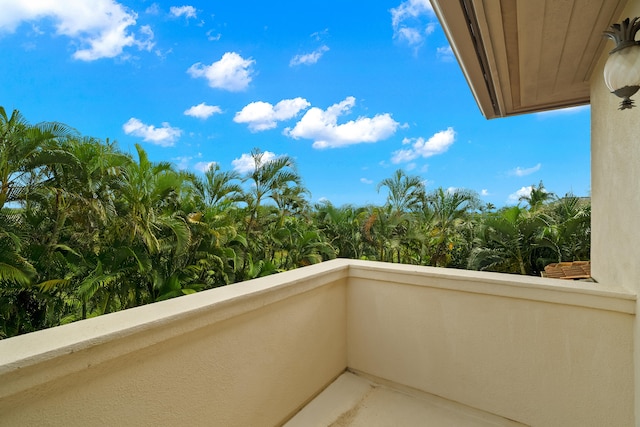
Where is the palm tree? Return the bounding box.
[362,204,411,262]
[468,206,551,275]
[80,144,191,310]
[538,195,591,264]
[21,136,136,323]
[267,216,335,269]
[272,184,311,221]
[377,169,425,213]
[314,202,365,259]
[0,106,598,337]
[243,148,301,223]
[196,163,243,209]
[4,132,124,330]
[426,188,479,267]
[192,208,247,287]
[0,107,77,210]
[239,148,301,276]
[286,228,335,267]
[0,188,41,336]
[118,144,190,255]
[0,228,39,337]
[0,228,35,287]
[520,181,556,211]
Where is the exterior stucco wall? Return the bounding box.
[0,259,634,426]
[591,1,640,292]
[0,263,349,427]
[347,261,634,427]
[590,2,640,423]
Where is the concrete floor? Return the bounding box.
[284,372,527,427]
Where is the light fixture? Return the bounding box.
[603,17,640,110]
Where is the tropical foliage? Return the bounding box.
[0,109,591,338]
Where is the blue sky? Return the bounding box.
[0,0,591,207]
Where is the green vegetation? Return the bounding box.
[0,109,590,338]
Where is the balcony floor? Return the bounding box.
[284,372,527,427]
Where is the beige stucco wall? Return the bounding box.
[591,0,640,293]
[347,261,635,427]
[0,263,349,427]
[590,1,640,423]
[0,259,635,426]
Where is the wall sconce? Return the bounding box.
[603,17,640,109]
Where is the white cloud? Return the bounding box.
[174,157,216,172]
[437,45,454,62]
[232,151,277,174]
[284,96,399,149]
[391,0,433,26]
[184,102,223,119]
[0,1,155,61]
[145,4,160,15]
[360,178,373,184]
[170,6,197,19]
[234,98,310,131]
[481,189,490,196]
[194,161,217,173]
[510,163,541,177]
[311,29,329,42]
[391,127,455,163]
[188,52,255,91]
[122,118,182,147]
[508,186,533,203]
[206,29,221,41]
[173,156,192,170]
[290,45,329,66]
[390,0,435,47]
[397,27,422,45]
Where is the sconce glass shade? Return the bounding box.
[603,44,640,109]
[603,17,640,109]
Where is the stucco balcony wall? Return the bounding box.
[0,259,635,426]
[346,261,635,426]
[0,262,350,427]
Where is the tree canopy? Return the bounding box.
[0,110,590,338]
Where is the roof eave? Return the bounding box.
[430,0,628,119]
[431,0,502,119]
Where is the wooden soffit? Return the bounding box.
[430,0,629,118]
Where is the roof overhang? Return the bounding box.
[430,0,630,118]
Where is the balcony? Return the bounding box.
[0,259,634,426]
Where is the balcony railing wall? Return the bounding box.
[0,262,349,426]
[0,259,635,426]
[346,261,635,426]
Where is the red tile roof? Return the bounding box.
[543,261,591,280]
